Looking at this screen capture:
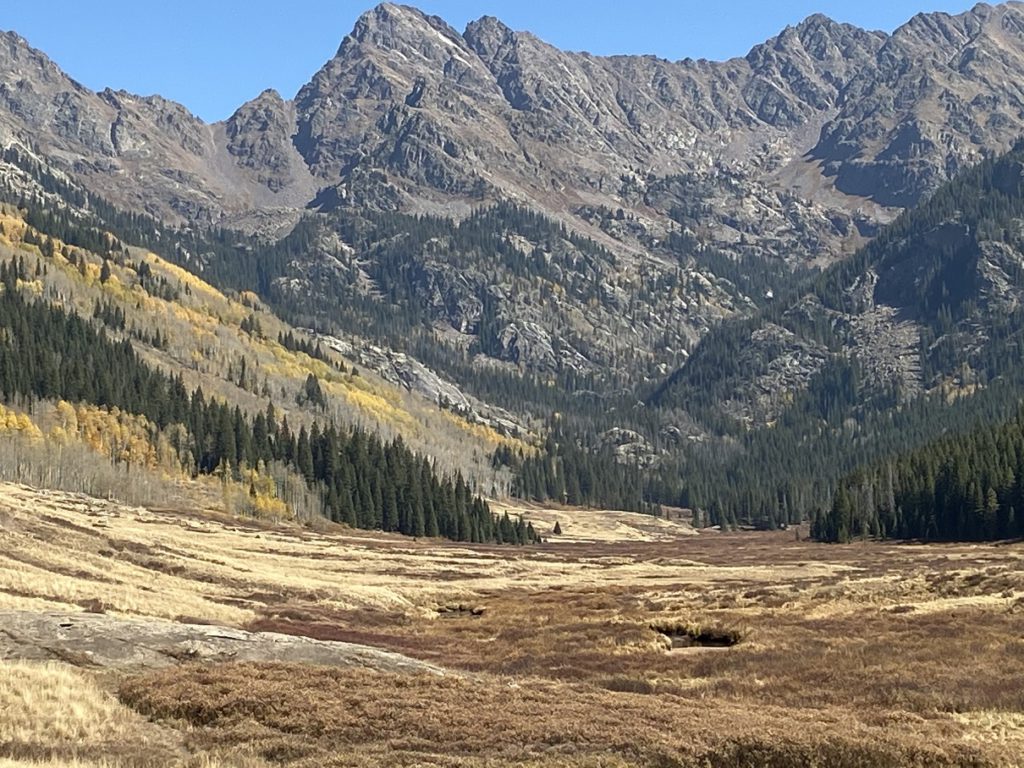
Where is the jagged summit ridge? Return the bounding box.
[4,4,1024,231]
[8,3,1024,386]
[348,3,470,57]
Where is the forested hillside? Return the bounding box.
[0,168,536,543]
[641,140,1024,532]
[7,106,1024,545]
[431,137,1024,537]
[816,406,1024,542]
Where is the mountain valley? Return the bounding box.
[2,4,1024,765]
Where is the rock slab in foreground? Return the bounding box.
[0,611,447,675]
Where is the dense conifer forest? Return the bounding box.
[5,138,1024,543]
[0,256,535,545]
[815,406,1024,542]
[496,430,652,513]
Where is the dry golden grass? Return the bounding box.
[496,499,696,543]
[0,483,873,624]
[0,757,276,768]
[0,661,275,767]
[1,481,1023,766]
[0,755,271,768]
[118,662,991,767]
[0,485,254,624]
[0,661,184,766]
[954,711,1024,753]
[0,662,138,744]
[0,761,114,767]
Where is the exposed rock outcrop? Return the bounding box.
[0,610,451,674]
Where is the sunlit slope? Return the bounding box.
[0,203,530,505]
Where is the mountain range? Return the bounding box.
[6,3,1024,228]
[6,3,1024,384]
[6,2,1024,520]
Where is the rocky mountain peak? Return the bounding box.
[783,12,850,47]
[793,13,883,58]
[0,29,28,55]
[747,12,884,85]
[1,29,37,58]
[235,88,285,110]
[462,15,517,55]
[894,10,972,48]
[966,0,1024,41]
[222,88,315,201]
[464,15,512,36]
[0,29,80,89]
[887,2,1024,48]
[347,2,466,57]
[7,3,1024,265]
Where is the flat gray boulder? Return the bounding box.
[0,611,447,674]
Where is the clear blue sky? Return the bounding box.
[2,1,980,122]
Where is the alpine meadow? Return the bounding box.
[0,2,1023,766]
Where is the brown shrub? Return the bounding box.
[118,662,992,768]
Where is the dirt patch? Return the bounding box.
[651,621,743,649]
[36,512,106,538]
[436,603,486,618]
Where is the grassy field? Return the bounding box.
[1,481,1023,766]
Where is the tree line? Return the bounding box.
[0,257,537,544]
[814,405,1024,542]
[498,430,652,514]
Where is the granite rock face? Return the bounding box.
[4,4,1024,233]
[5,3,1024,381]
[0,611,450,674]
